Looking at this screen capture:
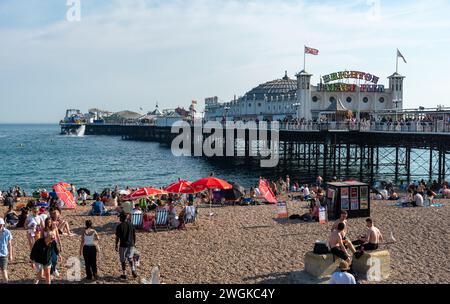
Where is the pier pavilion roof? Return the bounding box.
[244,71,297,100]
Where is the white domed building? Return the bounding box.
[204,68,404,122]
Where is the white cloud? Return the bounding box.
[0,0,449,122]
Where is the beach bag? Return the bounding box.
[313,241,330,254]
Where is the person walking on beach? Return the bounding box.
[80,220,100,281]
[328,261,356,285]
[30,231,61,284]
[0,218,13,284]
[115,213,138,280]
[26,206,44,250]
[43,218,63,278]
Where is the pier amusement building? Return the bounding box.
[204,68,405,122]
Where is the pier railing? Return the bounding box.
[278,121,450,134]
[85,120,450,134]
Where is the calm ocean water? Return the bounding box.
[0,124,289,193]
[0,124,435,193]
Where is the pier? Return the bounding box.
[80,118,450,185]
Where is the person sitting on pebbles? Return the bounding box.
[352,218,383,253]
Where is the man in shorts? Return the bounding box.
[30,230,61,284]
[331,210,356,254]
[0,218,13,283]
[352,218,383,252]
[328,222,351,263]
[115,213,138,280]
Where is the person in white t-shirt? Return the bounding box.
[414,192,424,207]
[329,261,357,285]
[303,185,311,200]
[26,206,44,250]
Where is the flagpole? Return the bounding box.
[303,45,306,71]
[396,49,399,73]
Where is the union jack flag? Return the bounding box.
[305,46,319,55]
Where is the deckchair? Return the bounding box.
[182,206,198,229]
[131,212,144,229]
[153,209,170,232]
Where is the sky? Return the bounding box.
[0,0,449,123]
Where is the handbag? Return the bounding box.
[313,241,330,254]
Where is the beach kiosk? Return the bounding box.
[326,181,370,220]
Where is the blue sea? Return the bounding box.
[0,124,286,193]
[0,124,437,194]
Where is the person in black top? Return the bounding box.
[115,213,137,280]
[30,231,60,284]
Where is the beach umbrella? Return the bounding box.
[124,187,168,201]
[191,177,232,217]
[220,182,244,200]
[191,177,233,192]
[77,188,91,195]
[52,184,76,209]
[53,182,72,189]
[164,180,196,194]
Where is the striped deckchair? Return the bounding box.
[131,212,144,229]
[153,209,170,232]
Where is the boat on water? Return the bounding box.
[59,109,87,135]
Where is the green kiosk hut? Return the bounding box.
[326,181,371,220]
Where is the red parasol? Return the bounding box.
[53,182,72,189]
[164,180,196,194]
[52,184,77,209]
[191,177,233,192]
[123,187,168,201]
[258,178,277,204]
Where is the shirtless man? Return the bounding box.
[329,223,351,263]
[331,211,357,254]
[353,218,383,251]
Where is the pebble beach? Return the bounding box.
[2,197,449,284]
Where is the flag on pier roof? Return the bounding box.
[397,49,407,63]
[305,46,319,55]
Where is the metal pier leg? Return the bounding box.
[315,143,319,176]
[438,149,443,183]
[429,148,433,182]
[332,144,337,177]
[370,146,375,184]
[406,147,411,184]
[395,147,399,183]
[324,144,328,181]
[359,145,363,181]
[308,143,311,174]
[376,147,379,172]
[442,151,447,182]
[338,144,341,178]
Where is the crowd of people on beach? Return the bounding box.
[0,175,447,285]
